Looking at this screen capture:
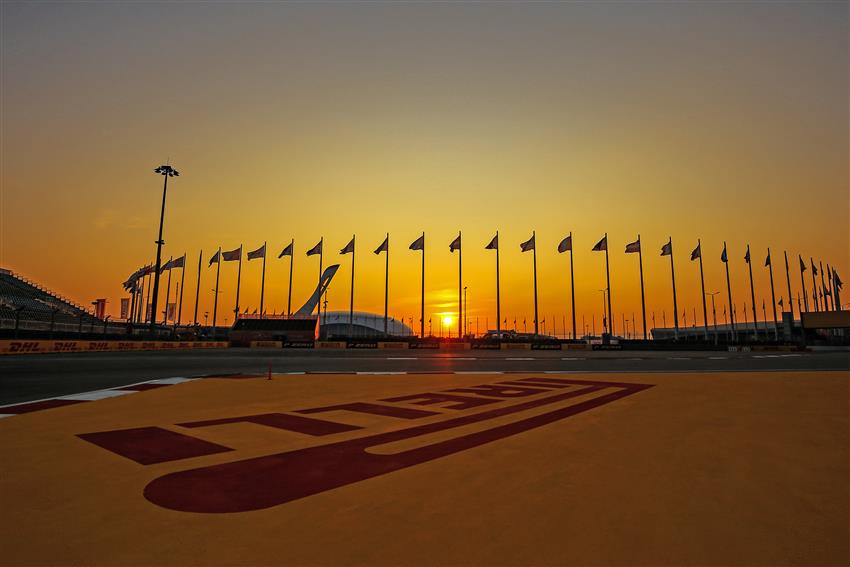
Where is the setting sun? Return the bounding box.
[442,315,454,328]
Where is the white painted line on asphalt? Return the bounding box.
[58,389,134,401]
[285,371,306,375]
[147,377,195,384]
[444,357,477,360]
[708,356,728,360]
[625,357,643,361]
[561,357,586,361]
[506,357,535,361]
[0,414,14,419]
[356,371,408,375]
[667,357,691,360]
[456,371,500,374]
[386,357,417,360]
[780,354,801,357]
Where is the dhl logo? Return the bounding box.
[78,377,652,514]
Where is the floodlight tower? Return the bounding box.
[149,164,179,331]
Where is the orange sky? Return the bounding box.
[1,2,847,332]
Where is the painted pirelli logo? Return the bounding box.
[78,377,653,514]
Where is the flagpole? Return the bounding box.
[767,248,778,340]
[724,242,736,342]
[832,267,842,311]
[213,247,221,330]
[144,271,152,323]
[532,230,539,336]
[318,237,323,291]
[783,251,794,320]
[420,232,425,338]
[234,245,243,321]
[287,239,294,316]
[164,257,173,323]
[260,241,267,318]
[825,263,834,311]
[669,238,679,339]
[746,245,758,339]
[383,233,389,335]
[799,256,809,313]
[193,250,202,325]
[638,234,647,340]
[697,240,708,341]
[349,235,355,338]
[178,254,186,326]
[604,233,612,336]
[810,258,819,311]
[819,261,828,311]
[457,231,463,339]
[496,231,502,338]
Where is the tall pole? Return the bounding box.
[234,245,243,321]
[349,235,355,338]
[767,248,778,340]
[212,248,221,330]
[746,245,758,338]
[604,233,612,336]
[178,254,186,326]
[457,231,463,339]
[164,258,173,323]
[193,250,202,326]
[420,232,425,338]
[569,232,576,340]
[810,258,819,311]
[383,233,389,335]
[724,242,736,341]
[819,261,829,311]
[799,256,809,313]
[668,238,679,339]
[318,237,324,291]
[825,263,834,311]
[260,241,267,317]
[697,239,708,340]
[149,174,169,330]
[784,251,794,320]
[287,239,294,316]
[532,231,539,336]
[638,235,647,339]
[496,231,501,338]
[144,271,152,323]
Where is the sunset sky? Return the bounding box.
[1,2,847,333]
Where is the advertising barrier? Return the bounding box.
[0,340,228,355]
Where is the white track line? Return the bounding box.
[506,357,535,361]
[58,389,134,401]
[355,371,408,375]
[561,357,586,360]
[386,357,417,360]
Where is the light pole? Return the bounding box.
[707,291,720,344]
[463,286,468,338]
[150,164,179,331]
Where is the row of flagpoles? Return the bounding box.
[122,232,844,339]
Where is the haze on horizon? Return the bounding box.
[1,1,847,329]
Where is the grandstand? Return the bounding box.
[0,268,116,337]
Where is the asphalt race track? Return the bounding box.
[1,348,848,405]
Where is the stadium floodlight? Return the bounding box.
[149,164,180,331]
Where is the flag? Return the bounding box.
[172,255,186,269]
[799,256,806,272]
[208,249,220,266]
[374,236,388,255]
[721,246,728,263]
[247,244,266,260]
[690,243,701,261]
[340,238,355,254]
[160,258,174,273]
[765,252,771,267]
[278,242,293,258]
[449,234,461,252]
[520,234,535,252]
[557,235,571,253]
[834,271,843,290]
[660,241,672,256]
[307,240,323,256]
[744,249,751,263]
[625,239,640,254]
[409,234,425,251]
[486,234,499,250]
[778,298,784,307]
[811,260,817,275]
[222,247,241,261]
[592,235,607,252]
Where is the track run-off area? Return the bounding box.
[1,350,848,566]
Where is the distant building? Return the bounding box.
[319,311,414,338]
